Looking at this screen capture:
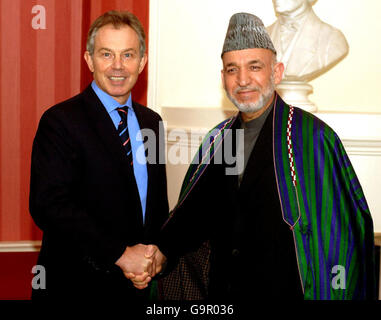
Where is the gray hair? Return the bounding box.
[86,10,146,57]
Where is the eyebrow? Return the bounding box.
[248,60,265,66]
[225,62,238,68]
[98,47,112,52]
[225,60,265,68]
[98,47,137,53]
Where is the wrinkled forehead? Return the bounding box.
[94,24,139,48]
[222,48,275,66]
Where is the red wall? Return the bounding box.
[0,252,39,299]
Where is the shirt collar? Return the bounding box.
[91,80,133,114]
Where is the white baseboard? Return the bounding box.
[0,241,41,252]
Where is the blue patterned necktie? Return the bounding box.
[116,107,133,166]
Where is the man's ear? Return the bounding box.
[84,51,94,73]
[273,61,284,85]
[221,69,226,90]
[138,53,148,74]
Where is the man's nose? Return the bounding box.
[237,69,251,87]
[112,56,123,69]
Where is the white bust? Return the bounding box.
[267,0,349,82]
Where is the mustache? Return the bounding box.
[234,86,261,94]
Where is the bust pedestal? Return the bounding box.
[276,81,317,113]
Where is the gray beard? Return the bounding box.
[226,78,275,114]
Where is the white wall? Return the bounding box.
[149,0,381,113]
[310,1,381,112]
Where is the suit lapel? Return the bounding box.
[81,85,135,179]
[132,101,153,175]
[133,102,155,229]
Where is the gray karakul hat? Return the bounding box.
[222,12,276,56]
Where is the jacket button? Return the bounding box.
[232,249,240,257]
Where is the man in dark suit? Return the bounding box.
[29,10,168,302]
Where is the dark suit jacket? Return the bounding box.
[159,108,302,301]
[29,85,168,301]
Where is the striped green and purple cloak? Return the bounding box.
[172,94,376,300]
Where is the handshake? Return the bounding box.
[115,243,167,289]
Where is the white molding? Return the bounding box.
[342,140,381,157]
[166,126,208,148]
[316,112,381,141]
[147,0,160,114]
[165,127,381,157]
[162,108,381,156]
[0,241,41,252]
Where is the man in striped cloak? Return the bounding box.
[157,13,376,300]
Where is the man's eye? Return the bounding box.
[103,52,111,57]
[226,68,237,73]
[250,65,261,71]
[124,53,132,58]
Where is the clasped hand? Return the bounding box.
[115,244,166,289]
